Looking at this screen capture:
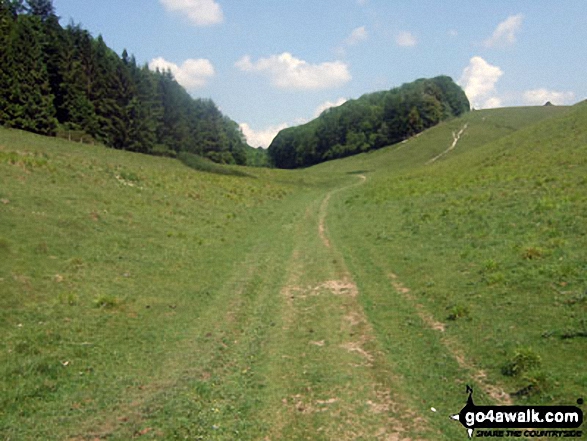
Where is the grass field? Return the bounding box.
[1,103,585,439]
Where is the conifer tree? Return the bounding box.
[0,2,15,124]
[3,15,56,134]
[0,1,254,164]
[25,0,54,21]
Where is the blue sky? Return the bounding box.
[52,0,587,147]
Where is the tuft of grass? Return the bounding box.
[446,304,470,321]
[521,246,546,260]
[93,294,122,309]
[58,291,79,306]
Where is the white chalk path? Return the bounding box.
[427,123,468,164]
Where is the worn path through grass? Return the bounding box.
[254,173,435,440]
[75,173,437,440]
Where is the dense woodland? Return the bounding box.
[0,0,252,165]
[268,76,470,168]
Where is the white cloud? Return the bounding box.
[346,26,368,45]
[160,0,223,26]
[523,88,575,105]
[314,98,347,117]
[484,14,523,48]
[483,97,503,108]
[459,56,503,109]
[448,29,458,38]
[396,31,417,47]
[149,57,215,89]
[239,122,289,149]
[235,52,351,90]
[239,98,348,148]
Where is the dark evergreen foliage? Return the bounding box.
[0,0,253,165]
[268,76,470,169]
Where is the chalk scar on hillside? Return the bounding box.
[427,123,468,164]
[387,273,512,406]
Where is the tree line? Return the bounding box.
[268,76,470,169]
[0,0,253,165]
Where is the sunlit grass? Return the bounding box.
[1,103,585,439]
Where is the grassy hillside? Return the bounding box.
[1,103,585,439]
[326,103,586,405]
[0,129,323,439]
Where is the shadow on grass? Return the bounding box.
[178,152,254,178]
[346,170,372,175]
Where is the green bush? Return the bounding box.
[501,348,542,377]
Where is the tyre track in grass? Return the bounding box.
[262,174,433,440]
[74,174,449,440]
[325,179,517,438]
[387,273,512,406]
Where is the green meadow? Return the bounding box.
[1,103,586,439]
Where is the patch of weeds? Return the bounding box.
[513,370,550,398]
[119,169,141,183]
[534,197,557,213]
[14,340,41,356]
[0,150,48,170]
[562,290,587,306]
[482,258,500,272]
[0,237,11,253]
[446,304,471,321]
[521,246,546,260]
[478,257,505,285]
[560,319,587,340]
[59,291,79,306]
[94,294,122,309]
[485,271,506,285]
[501,347,542,377]
[36,241,48,254]
[67,257,85,271]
